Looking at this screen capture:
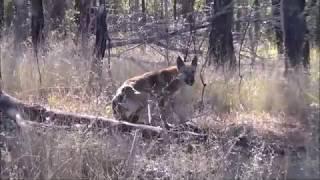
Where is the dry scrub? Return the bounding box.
[1,34,319,179]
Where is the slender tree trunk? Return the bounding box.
[0,0,3,92]
[87,0,109,96]
[0,0,3,34]
[13,0,28,50]
[9,0,28,92]
[249,0,261,66]
[141,0,146,24]
[235,0,242,32]
[173,0,177,20]
[31,0,45,55]
[209,0,236,69]
[49,0,66,30]
[181,0,195,23]
[4,1,13,28]
[75,0,91,55]
[281,0,309,69]
[316,0,320,49]
[272,0,283,54]
[31,0,45,100]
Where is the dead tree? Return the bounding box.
[208,0,236,69]
[281,0,309,70]
[87,0,111,95]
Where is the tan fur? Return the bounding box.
[112,56,198,129]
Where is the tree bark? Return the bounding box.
[8,0,28,92]
[208,0,236,68]
[0,0,3,35]
[4,0,13,28]
[141,0,146,24]
[49,0,66,30]
[31,0,45,56]
[281,0,309,69]
[75,0,91,54]
[87,0,111,96]
[316,0,320,49]
[180,0,195,23]
[272,0,283,54]
[173,0,177,20]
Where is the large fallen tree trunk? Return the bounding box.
[0,91,207,140]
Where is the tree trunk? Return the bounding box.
[180,0,195,23]
[141,0,146,24]
[0,0,2,93]
[4,1,13,28]
[31,0,45,56]
[87,0,110,96]
[49,0,66,30]
[281,0,309,69]
[31,0,45,100]
[208,0,236,68]
[249,0,261,66]
[234,0,243,32]
[316,0,320,49]
[13,0,28,49]
[272,0,283,54]
[75,0,91,54]
[9,0,28,92]
[0,0,3,35]
[129,0,139,13]
[173,0,177,20]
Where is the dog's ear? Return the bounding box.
[176,56,185,70]
[191,56,198,67]
[122,86,141,95]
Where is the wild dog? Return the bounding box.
[112,56,198,129]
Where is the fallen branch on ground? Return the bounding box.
[0,91,207,141]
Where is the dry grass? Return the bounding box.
[1,34,319,179]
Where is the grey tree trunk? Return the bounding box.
[272,0,283,54]
[249,0,261,66]
[49,0,66,30]
[180,0,195,23]
[31,0,45,56]
[281,0,309,69]
[208,0,236,69]
[0,0,3,35]
[87,0,109,96]
[142,0,146,24]
[173,0,177,20]
[9,0,28,92]
[75,0,91,55]
[316,0,320,49]
[5,0,13,28]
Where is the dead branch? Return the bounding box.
[0,91,207,140]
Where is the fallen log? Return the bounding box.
[0,91,207,141]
